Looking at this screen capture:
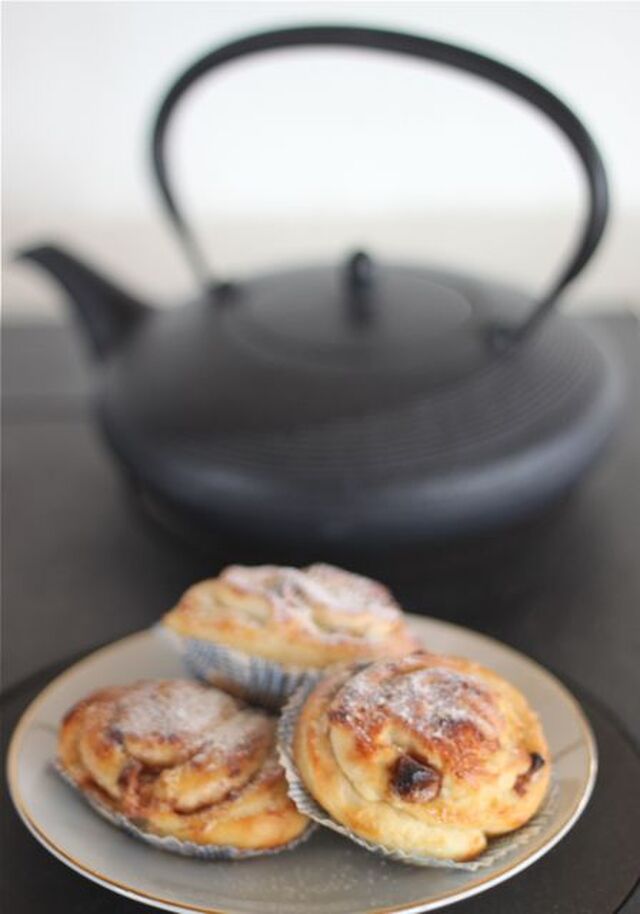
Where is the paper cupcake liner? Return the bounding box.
[55,762,315,860]
[277,679,558,870]
[158,624,318,710]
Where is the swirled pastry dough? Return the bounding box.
[293,653,550,861]
[58,680,308,850]
[163,564,419,669]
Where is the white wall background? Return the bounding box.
[2,0,639,317]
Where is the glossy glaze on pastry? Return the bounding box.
[58,679,308,850]
[293,652,550,861]
[163,564,419,669]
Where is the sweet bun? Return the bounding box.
[58,679,309,852]
[164,563,419,670]
[293,652,550,861]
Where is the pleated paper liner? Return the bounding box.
[55,762,316,860]
[277,678,558,870]
[158,624,319,710]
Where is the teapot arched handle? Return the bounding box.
[151,25,608,343]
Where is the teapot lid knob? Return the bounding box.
[346,250,374,291]
[344,250,375,326]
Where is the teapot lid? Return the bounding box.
[101,255,533,442]
[227,252,482,380]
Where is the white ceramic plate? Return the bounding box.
[7,617,596,914]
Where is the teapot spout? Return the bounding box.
[18,244,150,359]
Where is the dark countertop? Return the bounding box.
[2,316,639,913]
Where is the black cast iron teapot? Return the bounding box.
[21,26,621,550]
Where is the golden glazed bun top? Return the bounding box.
[58,679,308,850]
[293,652,550,861]
[163,564,420,668]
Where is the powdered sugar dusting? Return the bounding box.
[221,563,401,634]
[306,564,397,619]
[116,680,238,746]
[333,664,500,745]
[192,710,271,764]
